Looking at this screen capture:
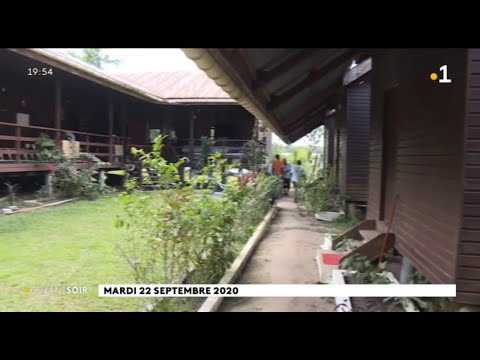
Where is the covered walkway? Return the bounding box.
[220,196,336,312]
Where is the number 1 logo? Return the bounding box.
[439,65,452,83]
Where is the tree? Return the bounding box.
[305,125,324,147]
[68,49,120,69]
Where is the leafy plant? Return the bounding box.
[400,269,448,312]
[53,161,101,199]
[26,133,64,162]
[241,140,264,172]
[116,137,281,312]
[199,136,215,169]
[131,135,186,190]
[36,185,50,199]
[336,238,356,252]
[408,270,429,284]
[68,48,120,69]
[333,207,362,229]
[340,253,391,284]
[384,297,428,312]
[296,168,338,213]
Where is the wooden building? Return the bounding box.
[0,48,166,174]
[114,71,272,164]
[323,59,371,204]
[183,48,480,305]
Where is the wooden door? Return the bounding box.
[380,86,399,221]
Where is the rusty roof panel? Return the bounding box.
[113,71,232,100]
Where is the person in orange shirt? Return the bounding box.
[271,154,284,177]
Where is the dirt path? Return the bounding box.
[220,196,337,312]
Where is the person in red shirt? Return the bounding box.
[271,154,283,176]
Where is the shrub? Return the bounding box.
[26,133,65,162]
[116,135,280,311]
[27,133,105,199]
[339,254,391,284]
[296,169,338,213]
[53,162,101,199]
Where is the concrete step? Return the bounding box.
[359,229,382,242]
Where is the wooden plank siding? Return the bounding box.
[367,52,401,221]
[345,78,371,203]
[458,49,480,304]
[368,49,467,286]
[324,116,335,170]
[336,93,347,195]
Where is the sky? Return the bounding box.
[49,48,313,146]
[50,48,201,72]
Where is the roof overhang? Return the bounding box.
[168,98,238,105]
[182,48,371,143]
[7,48,168,105]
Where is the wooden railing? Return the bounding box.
[175,138,264,156]
[0,122,123,163]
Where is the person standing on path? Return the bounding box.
[271,154,284,177]
[282,159,292,196]
[291,160,305,202]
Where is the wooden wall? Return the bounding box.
[335,93,347,195]
[457,49,480,304]
[367,49,467,285]
[345,79,371,203]
[323,116,336,170]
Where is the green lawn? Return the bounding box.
[0,197,142,312]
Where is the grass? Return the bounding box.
[0,197,142,312]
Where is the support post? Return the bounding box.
[189,109,195,165]
[121,102,127,162]
[45,172,53,197]
[15,126,21,163]
[99,170,106,190]
[108,95,114,163]
[400,257,414,284]
[54,76,62,145]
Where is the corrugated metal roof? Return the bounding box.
[182,48,356,143]
[113,71,233,101]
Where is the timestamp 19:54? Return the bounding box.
[27,68,53,76]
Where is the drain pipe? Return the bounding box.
[399,257,414,284]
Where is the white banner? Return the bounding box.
[98,284,456,298]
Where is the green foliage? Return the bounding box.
[340,254,391,284]
[36,185,50,199]
[384,297,429,312]
[53,162,101,199]
[77,152,105,166]
[194,152,227,191]
[26,133,65,162]
[392,269,448,312]
[241,140,264,171]
[408,270,429,284]
[199,136,215,168]
[333,207,362,229]
[335,238,356,252]
[296,168,338,213]
[26,133,105,199]
[131,135,186,190]
[305,126,324,147]
[68,48,120,69]
[116,137,281,311]
[271,143,290,159]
